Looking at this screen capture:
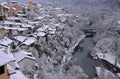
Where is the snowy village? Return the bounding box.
[1,0,120,79]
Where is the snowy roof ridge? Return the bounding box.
[10,70,28,79]
[0,51,15,66]
[14,50,36,63]
[0,37,13,46]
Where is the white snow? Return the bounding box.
[0,51,15,66]
[10,70,28,79]
[16,14,27,17]
[28,21,39,25]
[0,37,13,46]
[14,50,36,62]
[7,17,21,20]
[95,67,117,79]
[37,31,46,37]
[1,2,10,9]
[17,28,28,31]
[4,26,18,30]
[8,61,20,70]
[21,24,35,29]
[4,21,15,25]
[37,27,45,32]
[14,36,27,42]
[4,21,22,26]
[7,64,16,74]
[35,16,44,20]
[96,52,120,68]
[22,37,36,45]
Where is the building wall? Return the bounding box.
[0,65,9,79]
[18,58,36,72]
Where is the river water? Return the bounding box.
[74,37,100,79]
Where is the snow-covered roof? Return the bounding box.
[37,31,46,37]
[4,21,15,25]
[96,67,116,79]
[54,7,63,10]
[48,27,56,31]
[14,36,27,42]
[1,2,9,8]
[57,14,65,17]
[0,51,15,66]
[14,50,36,62]
[37,27,46,32]
[16,14,27,17]
[7,17,21,20]
[0,37,13,46]
[96,52,120,69]
[17,28,28,31]
[7,64,16,75]
[28,21,39,25]
[4,21,22,26]
[22,37,36,45]
[37,25,49,32]
[34,16,44,20]
[14,36,36,45]
[26,33,37,38]
[10,70,27,79]
[1,2,14,10]
[21,24,35,29]
[4,26,18,30]
[8,61,20,70]
[2,26,28,31]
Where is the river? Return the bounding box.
[74,37,100,79]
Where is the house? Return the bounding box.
[9,70,27,79]
[1,2,15,17]
[13,36,36,46]
[7,64,27,79]
[22,37,36,46]
[0,51,15,79]
[14,50,36,72]
[0,37,13,46]
[1,1,24,17]
[7,63,28,79]
[27,1,38,12]
[10,1,24,13]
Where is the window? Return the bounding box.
[0,66,4,75]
